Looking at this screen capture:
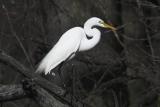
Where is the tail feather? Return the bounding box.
[35,64,45,74]
[35,58,48,74]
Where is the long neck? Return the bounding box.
[79,23,101,51]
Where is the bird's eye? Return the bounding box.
[99,21,104,25]
[99,21,102,23]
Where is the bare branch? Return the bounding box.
[1,1,34,69]
[0,84,27,102]
[0,50,69,104]
[0,83,69,107]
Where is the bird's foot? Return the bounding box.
[51,72,56,76]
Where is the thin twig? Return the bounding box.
[118,0,160,9]
[1,1,34,70]
[111,90,119,107]
[136,0,156,67]
[112,30,125,48]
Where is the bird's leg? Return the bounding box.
[71,63,77,106]
[57,52,76,88]
[57,62,66,88]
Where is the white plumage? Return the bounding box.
[36,17,116,75]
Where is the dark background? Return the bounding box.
[0,0,160,107]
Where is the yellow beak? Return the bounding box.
[102,22,116,31]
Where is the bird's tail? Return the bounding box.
[35,58,53,75]
[35,63,44,74]
[35,52,50,74]
[35,47,58,75]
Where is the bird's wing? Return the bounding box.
[36,27,84,75]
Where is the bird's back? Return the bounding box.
[36,27,84,75]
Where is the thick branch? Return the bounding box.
[0,84,69,107]
[31,85,69,107]
[0,84,27,101]
[0,50,69,104]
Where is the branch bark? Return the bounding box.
[0,84,69,107]
[0,50,70,105]
[31,84,69,107]
[0,84,27,101]
[0,49,64,93]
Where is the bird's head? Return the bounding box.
[85,17,116,31]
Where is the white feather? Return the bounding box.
[36,17,115,75]
[36,27,84,74]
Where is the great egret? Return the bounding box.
[36,17,116,75]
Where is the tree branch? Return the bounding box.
[0,84,27,102]
[0,83,69,107]
[0,49,71,105]
[30,84,69,107]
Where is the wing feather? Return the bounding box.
[36,27,84,75]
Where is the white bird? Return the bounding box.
[36,17,116,75]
